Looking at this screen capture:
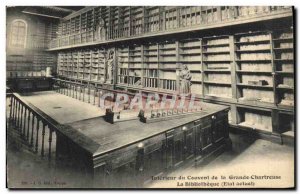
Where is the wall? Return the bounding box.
[6,7,58,79]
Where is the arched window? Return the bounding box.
[10,20,27,48]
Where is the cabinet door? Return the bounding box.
[93,162,107,187]
[143,148,164,183]
[212,112,229,143]
[109,160,137,188]
[165,131,174,169]
[174,133,184,167]
[194,124,202,157]
[213,120,225,143]
[200,124,213,154]
[184,128,195,160]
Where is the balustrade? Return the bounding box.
[48,6,292,50]
[6,93,57,162]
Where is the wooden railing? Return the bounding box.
[48,6,292,50]
[53,78,139,107]
[6,93,58,162]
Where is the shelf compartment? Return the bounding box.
[236,70,272,74]
[191,83,202,95]
[203,51,230,55]
[236,49,271,53]
[206,71,231,82]
[234,40,270,45]
[238,62,272,72]
[205,85,232,98]
[277,74,294,88]
[272,38,293,42]
[278,112,294,134]
[237,107,272,132]
[273,47,294,52]
[237,83,273,89]
[204,69,231,72]
[204,81,231,86]
[238,86,274,104]
[236,59,272,63]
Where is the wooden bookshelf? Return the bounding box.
[158,41,177,91]
[234,31,274,106]
[49,6,293,50]
[128,45,143,86]
[203,35,232,99]
[143,43,159,89]
[179,38,202,95]
[144,7,161,33]
[55,24,295,142]
[117,46,129,85]
[272,29,294,109]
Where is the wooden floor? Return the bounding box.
[6,132,294,188]
[147,132,295,189]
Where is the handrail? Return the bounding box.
[6,92,96,162]
[12,93,60,129]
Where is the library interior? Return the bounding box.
[6,6,294,188]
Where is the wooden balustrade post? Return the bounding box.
[16,101,20,128]
[75,83,77,99]
[93,88,96,105]
[59,82,62,94]
[63,82,66,95]
[19,103,25,134]
[11,98,15,124]
[48,128,53,161]
[41,123,46,157]
[22,108,26,138]
[70,83,72,98]
[9,96,13,122]
[30,115,35,147]
[83,86,85,102]
[35,119,40,153]
[68,83,70,97]
[59,82,62,93]
[78,85,81,100]
[72,83,74,97]
[13,98,17,124]
[11,98,15,123]
[15,100,18,127]
[65,83,68,96]
[67,83,70,97]
[27,111,31,141]
[74,84,76,98]
[88,84,90,103]
[98,89,101,107]
[61,82,63,94]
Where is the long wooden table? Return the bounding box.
[20,91,231,188]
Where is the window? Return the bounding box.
[10,20,27,48]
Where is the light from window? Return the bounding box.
[10,20,27,48]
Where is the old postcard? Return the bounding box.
[6,5,295,189]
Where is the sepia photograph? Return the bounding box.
[5,5,295,189]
